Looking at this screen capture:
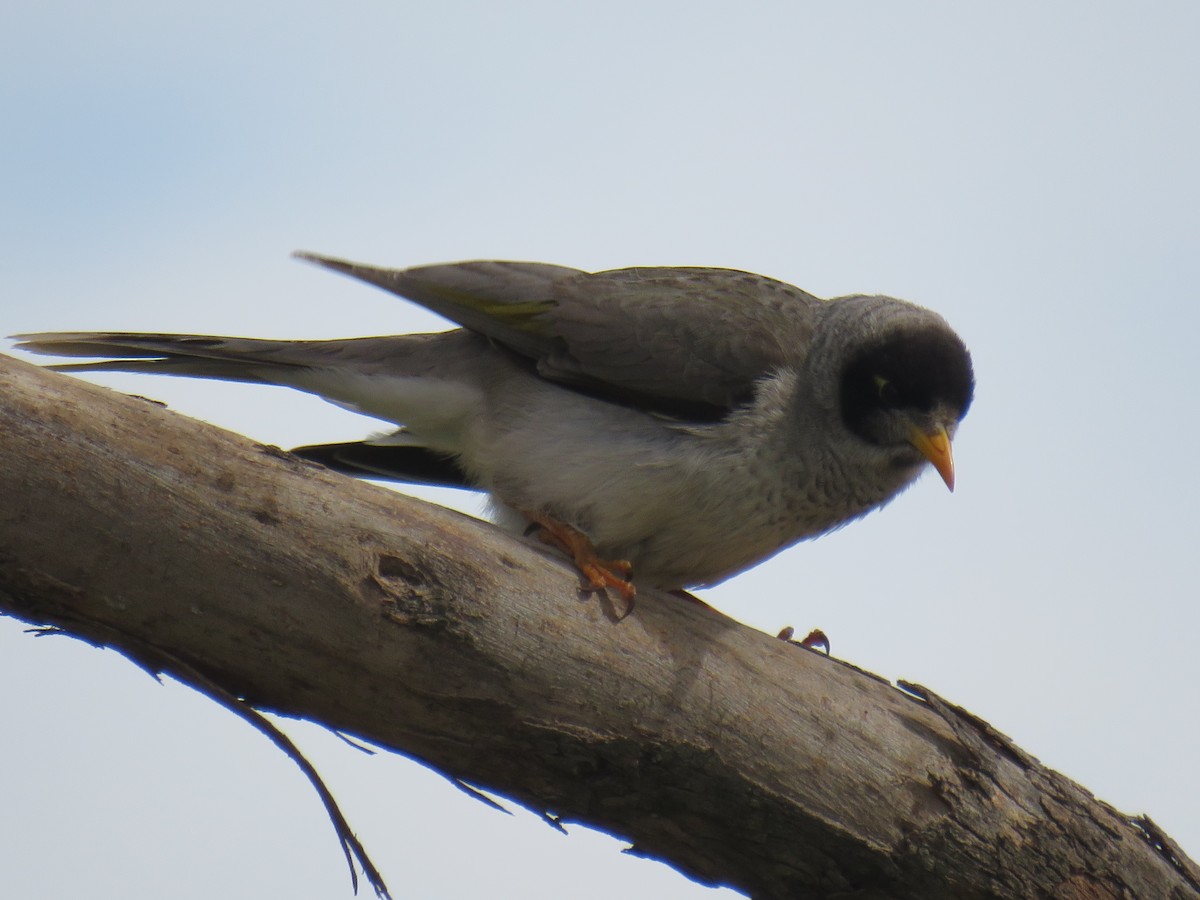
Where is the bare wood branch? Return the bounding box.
[1,352,1196,899]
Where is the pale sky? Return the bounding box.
[2,2,1198,898]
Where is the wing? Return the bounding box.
[297,253,823,419]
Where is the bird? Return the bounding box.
[14,252,974,605]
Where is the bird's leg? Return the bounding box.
[522,511,636,609]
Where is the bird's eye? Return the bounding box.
[874,375,900,407]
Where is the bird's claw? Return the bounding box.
[524,510,636,615]
[778,626,830,654]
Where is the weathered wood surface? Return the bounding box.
[2,353,1196,899]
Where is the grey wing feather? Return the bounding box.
[295,252,578,359]
[543,267,822,411]
[298,253,823,416]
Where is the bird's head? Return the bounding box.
[837,315,974,491]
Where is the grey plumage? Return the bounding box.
[14,252,974,592]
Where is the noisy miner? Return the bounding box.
[15,253,974,604]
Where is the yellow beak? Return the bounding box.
[908,425,955,492]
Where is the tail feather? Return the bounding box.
[12,331,433,381]
[13,330,490,433]
[291,440,474,490]
[12,332,316,382]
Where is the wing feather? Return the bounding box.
[298,253,822,418]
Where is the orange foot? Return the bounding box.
[523,510,636,613]
[777,626,830,654]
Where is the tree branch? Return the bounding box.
[1,353,1196,899]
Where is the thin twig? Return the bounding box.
[27,616,392,899]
